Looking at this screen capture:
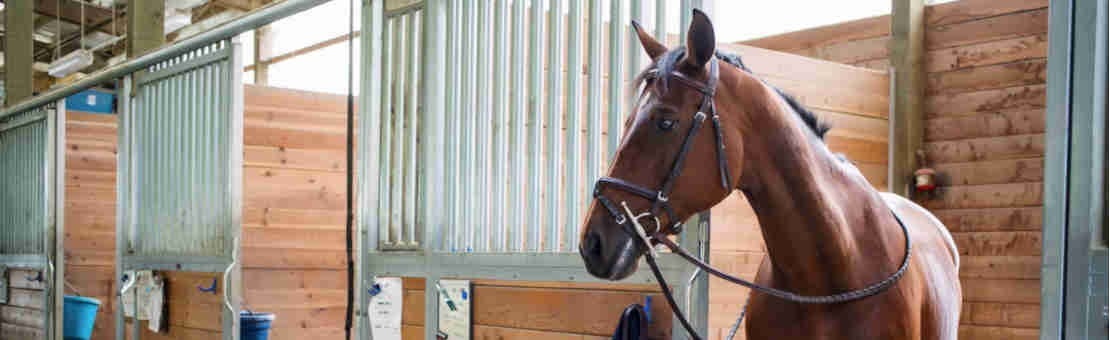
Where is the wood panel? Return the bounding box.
[919,2,1046,338]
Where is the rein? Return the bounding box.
[592,57,913,340]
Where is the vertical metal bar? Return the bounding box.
[607,0,625,159]
[421,0,446,252]
[115,76,131,340]
[357,0,384,334]
[654,0,666,41]
[461,1,476,252]
[509,0,527,251]
[476,1,491,252]
[392,16,407,246]
[628,0,642,80]
[526,0,544,251]
[544,0,563,252]
[563,0,583,252]
[586,0,602,204]
[491,0,509,252]
[679,0,691,44]
[225,36,244,340]
[404,13,419,246]
[444,0,459,252]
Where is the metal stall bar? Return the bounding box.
[389,15,405,248]
[492,0,510,252]
[562,0,583,252]
[507,0,527,252]
[526,0,545,251]
[378,17,395,247]
[405,11,421,247]
[654,0,666,40]
[545,0,564,252]
[586,0,603,204]
[461,0,476,252]
[607,0,625,159]
[443,0,458,252]
[476,0,492,252]
[356,0,384,335]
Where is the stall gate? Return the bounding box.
[115,38,244,340]
[358,1,713,339]
[0,103,65,339]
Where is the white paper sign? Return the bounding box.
[368,277,403,340]
[436,280,471,340]
[147,275,165,332]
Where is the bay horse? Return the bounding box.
[579,10,962,340]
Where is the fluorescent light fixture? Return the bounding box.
[48,49,94,78]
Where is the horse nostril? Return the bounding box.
[583,231,603,259]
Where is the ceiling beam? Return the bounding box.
[24,0,118,36]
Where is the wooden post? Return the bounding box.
[253,25,273,85]
[4,0,34,106]
[888,0,925,196]
[127,0,165,56]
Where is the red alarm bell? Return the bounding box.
[914,167,937,192]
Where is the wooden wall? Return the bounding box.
[706,44,890,340]
[920,1,1047,339]
[728,1,1047,339]
[0,268,46,339]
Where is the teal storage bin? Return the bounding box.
[63,295,101,340]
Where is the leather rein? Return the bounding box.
[591,57,913,340]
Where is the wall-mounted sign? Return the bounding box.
[369,277,403,340]
[436,279,471,340]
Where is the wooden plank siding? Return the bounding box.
[731,1,1048,339]
[1,268,46,340]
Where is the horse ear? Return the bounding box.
[684,9,716,68]
[631,20,667,60]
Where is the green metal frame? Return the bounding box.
[1041,0,1108,338]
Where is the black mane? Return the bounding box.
[634,49,831,140]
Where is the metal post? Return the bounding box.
[444,0,459,252]
[51,99,67,340]
[653,0,666,41]
[358,0,385,335]
[476,1,492,252]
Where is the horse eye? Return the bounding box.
[657,118,677,131]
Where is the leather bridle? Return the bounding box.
[591,56,913,340]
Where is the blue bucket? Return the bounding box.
[63,295,101,340]
[241,311,276,340]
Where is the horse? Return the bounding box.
[578,10,962,340]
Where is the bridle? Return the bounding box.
[591,56,913,340]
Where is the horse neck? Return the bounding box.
[731,82,902,295]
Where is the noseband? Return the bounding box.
[591,57,912,340]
